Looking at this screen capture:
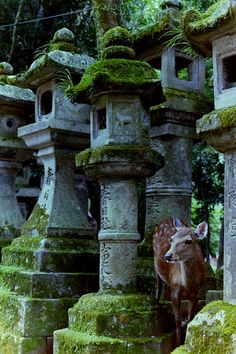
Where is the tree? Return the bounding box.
[192,141,224,261]
[0,0,96,73]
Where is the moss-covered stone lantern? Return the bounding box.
[53,27,177,354]
[132,0,212,295]
[170,2,236,353]
[0,62,34,254]
[0,29,99,354]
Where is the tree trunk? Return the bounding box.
[217,216,224,269]
[92,0,122,47]
[8,0,24,62]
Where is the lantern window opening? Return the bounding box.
[40,90,53,116]
[222,55,236,90]
[97,108,107,130]
[148,56,162,79]
[6,118,15,129]
[175,55,193,81]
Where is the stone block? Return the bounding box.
[213,33,236,109]
[68,293,175,336]
[206,290,223,304]
[54,329,176,354]
[161,48,205,93]
[0,266,98,298]
[0,332,47,354]
[91,94,150,148]
[0,289,76,337]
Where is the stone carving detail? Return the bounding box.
[100,183,111,230]
[225,152,236,238]
[100,241,137,290]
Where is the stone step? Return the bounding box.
[54,329,176,354]
[68,293,175,337]
[0,288,77,337]
[0,266,99,298]
[0,331,48,354]
[2,247,99,272]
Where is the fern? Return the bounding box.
[164,28,198,57]
[56,69,75,100]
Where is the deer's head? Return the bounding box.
[164,216,208,263]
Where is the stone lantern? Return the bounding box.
[170,2,236,353]
[54,27,177,353]
[0,62,34,254]
[132,0,212,294]
[0,29,99,354]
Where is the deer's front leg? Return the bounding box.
[171,291,181,346]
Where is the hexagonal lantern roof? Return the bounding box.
[0,62,34,107]
[9,28,95,89]
[182,0,236,57]
[67,26,164,107]
[132,0,183,56]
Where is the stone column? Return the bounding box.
[99,177,139,292]
[197,112,236,304]
[54,26,179,353]
[0,63,34,253]
[0,29,99,354]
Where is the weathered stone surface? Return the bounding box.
[0,76,34,250]
[183,0,236,57]
[184,301,236,353]
[90,93,150,148]
[54,293,176,354]
[11,50,95,88]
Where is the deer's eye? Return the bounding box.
[185,239,192,245]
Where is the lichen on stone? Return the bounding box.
[20,203,49,237]
[179,301,236,354]
[76,144,163,169]
[197,105,236,135]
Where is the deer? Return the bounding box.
[153,216,208,346]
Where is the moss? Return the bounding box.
[197,105,236,135]
[66,58,159,101]
[101,26,131,48]
[67,292,170,340]
[132,10,179,44]
[55,329,127,354]
[76,145,164,171]
[151,87,213,114]
[20,203,49,237]
[182,0,234,56]
[184,301,236,353]
[101,45,135,60]
[171,345,188,354]
[183,0,231,35]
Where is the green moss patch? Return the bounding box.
[197,105,236,135]
[171,345,188,354]
[54,329,127,354]
[101,45,135,60]
[101,27,131,48]
[183,0,231,35]
[76,145,163,169]
[20,203,49,237]
[151,87,213,114]
[66,58,159,102]
[184,301,236,353]
[182,0,235,56]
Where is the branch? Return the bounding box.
[8,0,24,63]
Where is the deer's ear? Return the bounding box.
[173,215,184,230]
[195,222,208,239]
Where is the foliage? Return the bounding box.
[0,0,96,73]
[192,141,224,258]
